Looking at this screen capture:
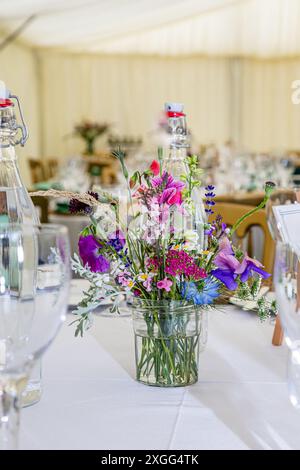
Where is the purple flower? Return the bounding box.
[205,225,215,236]
[211,238,270,289]
[204,185,216,215]
[235,254,270,282]
[211,237,240,290]
[214,238,240,270]
[78,235,110,273]
[210,268,238,290]
[205,208,214,215]
[216,236,233,255]
[69,191,99,215]
[108,230,126,252]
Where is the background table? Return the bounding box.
[20,307,300,450]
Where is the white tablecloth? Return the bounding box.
[20,307,300,450]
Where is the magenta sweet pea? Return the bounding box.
[151,171,185,206]
[78,234,110,273]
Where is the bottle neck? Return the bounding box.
[164,110,189,176]
[164,147,188,179]
[166,146,187,161]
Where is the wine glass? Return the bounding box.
[274,241,300,408]
[0,224,70,449]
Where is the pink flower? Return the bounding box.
[138,273,154,292]
[116,272,134,289]
[133,184,147,198]
[143,277,153,292]
[157,278,173,292]
[150,160,160,176]
[147,256,160,269]
[151,171,185,207]
[165,250,207,281]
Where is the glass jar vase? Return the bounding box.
[132,300,204,387]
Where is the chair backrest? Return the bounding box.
[30,196,49,223]
[47,158,59,179]
[28,158,46,185]
[215,191,265,207]
[211,202,275,274]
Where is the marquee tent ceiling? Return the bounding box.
[0,0,300,57]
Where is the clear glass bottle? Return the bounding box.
[0,81,41,406]
[163,102,206,249]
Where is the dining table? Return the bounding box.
[20,297,300,450]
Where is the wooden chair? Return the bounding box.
[211,202,279,344]
[28,158,46,185]
[215,191,265,208]
[83,152,118,185]
[46,158,59,179]
[30,195,49,223]
[272,317,284,347]
[101,160,118,185]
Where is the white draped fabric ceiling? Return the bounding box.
[1,0,300,185]
[1,0,300,57]
[39,53,300,157]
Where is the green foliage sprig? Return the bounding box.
[181,155,203,212]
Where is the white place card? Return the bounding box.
[272,204,300,247]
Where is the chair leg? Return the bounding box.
[272,316,284,346]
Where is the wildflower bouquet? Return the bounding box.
[69,150,276,386]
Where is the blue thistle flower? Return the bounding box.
[181,277,220,305]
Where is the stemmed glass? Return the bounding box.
[274,241,300,408]
[0,224,70,449]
